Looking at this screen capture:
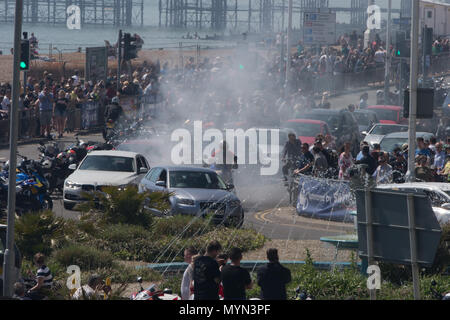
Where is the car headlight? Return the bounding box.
[65,180,81,189]
[117,184,128,191]
[178,198,195,206]
[228,200,241,207]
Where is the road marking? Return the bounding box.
[253,208,353,233]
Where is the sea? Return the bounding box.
[0,0,403,54]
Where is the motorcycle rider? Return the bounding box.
[103,96,124,140]
[210,140,238,185]
[281,133,302,182]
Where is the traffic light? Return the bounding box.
[20,39,30,71]
[123,33,137,61]
[395,31,410,58]
[403,88,434,119]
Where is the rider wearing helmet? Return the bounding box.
[104,96,124,124]
[209,140,238,185]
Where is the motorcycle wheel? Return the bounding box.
[41,195,53,210]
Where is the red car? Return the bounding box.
[367,105,406,125]
[284,119,332,145]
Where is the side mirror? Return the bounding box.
[362,131,368,136]
[226,184,235,191]
[68,164,77,170]
[155,180,166,188]
[138,167,148,174]
[137,277,143,284]
[441,203,450,210]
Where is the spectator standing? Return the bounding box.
[257,248,291,300]
[38,86,54,139]
[434,142,446,174]
[415,155,434,182]
[356,145,377,176]
[53,89,68,138]
[338,142,354,180]
[181,247,198,300]
[312,146,329,177]
[221,247,252,300]
[373,154,393,184]
[359,92,369,109]
[193,241,222,300]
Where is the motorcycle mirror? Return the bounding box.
[137,277,143,283]
[68,164,77,170]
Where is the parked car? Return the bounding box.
[376,183,450,225]
[139,166,244,227]
[363,123,409,147]
[353,109,379,134]
[0,224,22,292]
[63,150,150,210]
[442,89,450,116]
[302,108,361,152]
[283,119,331,145]
[367,105,406,125]
[379,131,434,152]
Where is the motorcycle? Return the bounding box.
[130,277,180,300]
[430,280,450,300]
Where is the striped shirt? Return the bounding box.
[36,265,53,288]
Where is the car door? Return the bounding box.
[143,167,162,192]
[154,169,168,192]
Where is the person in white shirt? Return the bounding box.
[374,47,386,64]
[72,274,111,300]
[1,90,11,115]
[181,246,198,300]
[373,154,393,184]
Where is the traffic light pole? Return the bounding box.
[384,0,392,104]
[2,0,23,297]
[407,0,419,183]
[117,30,122,93]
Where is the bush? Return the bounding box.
[99,224,152,242]
[53,245,115,270]
[190,227,267,254]
[14,210,65,259]
[152,215,214,239]
[78,185,171,229]
[432,222,450,273]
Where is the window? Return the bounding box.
[148,168,162,183]
[158,170,167,183]
[427,11,432,19]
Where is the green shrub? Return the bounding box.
[431,222,450,273]
[53,245,115,270]
[152,215,214,238]
[14,210,65,259]
[78,185,171,229]
[99,224,152,242]
[190,227,267,254]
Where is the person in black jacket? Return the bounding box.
[355,145,377,175]
[257,248,291,300]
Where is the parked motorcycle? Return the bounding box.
[130,277,180,300]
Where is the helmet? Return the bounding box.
[111,96,119,104]
[42,159,52,169]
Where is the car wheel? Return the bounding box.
[227,212,244,228]
[63,202,75,210]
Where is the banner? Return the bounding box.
[120,95,139,119]
[81,100,99,129]
[296,174,354,222]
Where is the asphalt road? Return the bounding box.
[0,88,381,239]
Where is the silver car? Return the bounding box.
[139,166,244,227]
[363,123,409,147]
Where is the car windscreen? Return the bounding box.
[380,137,407,152]
[371,125,408,135]
[78,155,135,172]
[169,171,227,190]
[284,122,322,137]
[370,109,398,122]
